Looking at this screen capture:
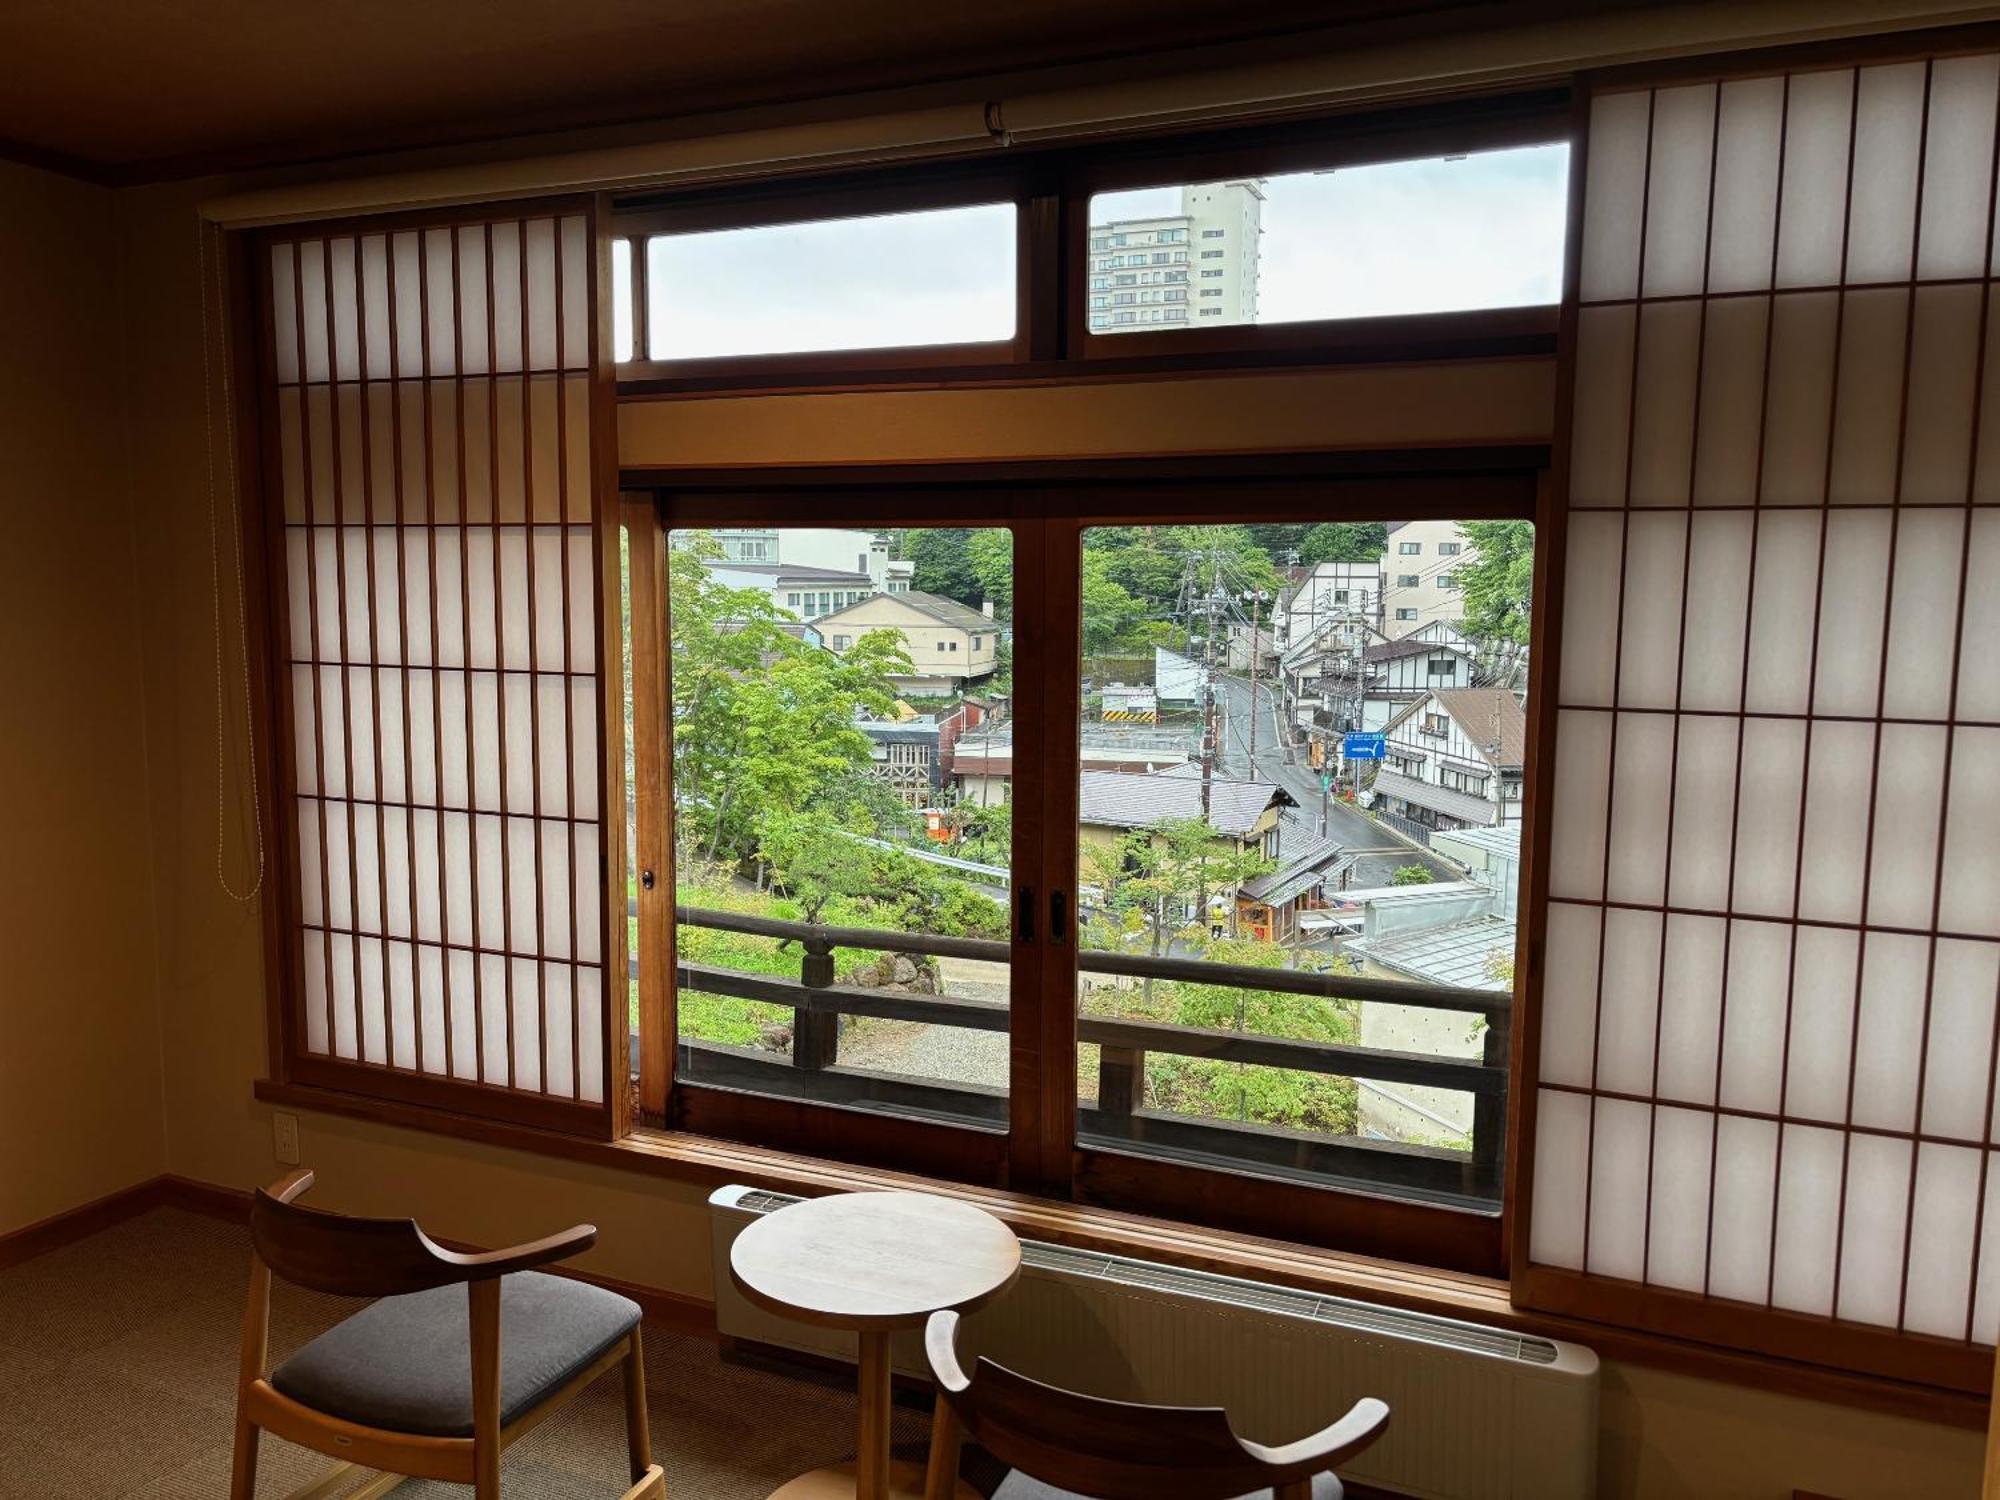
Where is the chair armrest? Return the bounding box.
[1242,1397,1390,1473]
[925,1310,970,1393]
[435,1223,599,1279]
[262,1168,316,1205]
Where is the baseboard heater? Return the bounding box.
[708,1186,1597,1500]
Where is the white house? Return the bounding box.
[1367,687,1526,832]
[1275,560,1383,651]
[1359,635,1475,731]
[700,560,877,621]
[1381,519,1475,639]
[705,526,913,593]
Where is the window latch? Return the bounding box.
[640,869,656,891]
[1017,886,1036,943]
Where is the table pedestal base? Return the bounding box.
[766,1459,979,1500]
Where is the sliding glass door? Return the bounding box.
[623,467,1542,1272]
[625,494,1051,1183]
[1052,481,1536,1271]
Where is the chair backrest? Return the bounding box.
[251,1172,477,1298]
[925,1311,1388,1500]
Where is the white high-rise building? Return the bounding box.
[1086,180,1265,334]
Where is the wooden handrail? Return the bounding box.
[675,904,1507,1015]
[676,960,1502,1096]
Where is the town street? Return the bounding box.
[1210,669,1456,886]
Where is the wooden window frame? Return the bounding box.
[1062,91,1570,368]
[621,448,1551,1278]
[613,162,1042,388]
[610,91,1570,399]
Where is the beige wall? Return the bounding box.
[0,161,170,1236]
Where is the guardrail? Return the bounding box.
[668,904,1508,1205]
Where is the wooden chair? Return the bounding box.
[921,1310,1388,1500]
[230,1169,666,1500]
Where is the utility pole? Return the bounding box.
[1246,589,1263,775]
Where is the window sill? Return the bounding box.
[252,1078,1985,1430]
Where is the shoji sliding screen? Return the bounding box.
[1522,49,2000,1391]
[255,200,622,1134]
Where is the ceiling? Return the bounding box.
[1,0,1629,184]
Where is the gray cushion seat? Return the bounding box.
[272,1271,642,1438]
[994,1474,1341,1500]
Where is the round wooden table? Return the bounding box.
[729,1190,1022,1500]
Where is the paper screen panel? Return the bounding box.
[1528,57,2000,1376]
[265,210,612,1123]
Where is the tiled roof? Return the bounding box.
[1382,687,1528,769]
[1080,766,1290,839]
[1364,636,1471,664]
[820,589,992,630]
[706,561,874,586]
[1371,768,1501,827]
[1432,689,1528,768]
[1241,818,1347,902]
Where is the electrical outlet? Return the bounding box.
[273,1111,301,1166]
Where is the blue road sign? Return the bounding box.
[1342,732,1386,761]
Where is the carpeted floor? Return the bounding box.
[0,1207,953,1499]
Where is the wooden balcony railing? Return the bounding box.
[667,904,1509,1208]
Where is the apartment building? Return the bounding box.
[1087,179,1264,333]
[1381,518,1473,639]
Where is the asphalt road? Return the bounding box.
[1210,670,1455,887]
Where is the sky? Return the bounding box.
[622,142,1570,360]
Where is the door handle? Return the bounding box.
[1050,889,1069,947]
[1017,886,1036,943]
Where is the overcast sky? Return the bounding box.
[628,142,1569,360]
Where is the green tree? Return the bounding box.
[668,533,910,866]
[1083,817,1274,1007]
[1298,521,1389,566]
[966,528,1014,618]
[1080,552,1142,653]
[1151,939,1359,1134]
[905,528,980,604]
[1244,523,1312,560]
[1391,863,1434,886]
[1456,520,1536,645]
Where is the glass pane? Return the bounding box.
[645,203,1016,360]
[667,525,1014,1127]
[1086,143,1569,335]
[1072,520,1534,1211]
[611,238,634,363]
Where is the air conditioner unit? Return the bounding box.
[708,1185,1597,1500]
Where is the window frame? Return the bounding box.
[613,162,1041,387]
[611,90,1569,397]
[1062,91,1570,367]
[621,451,1550,1277]
[624,484,1055,1192]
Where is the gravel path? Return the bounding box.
[838,955,1012,1088]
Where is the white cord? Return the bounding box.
[198,217,266,903]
